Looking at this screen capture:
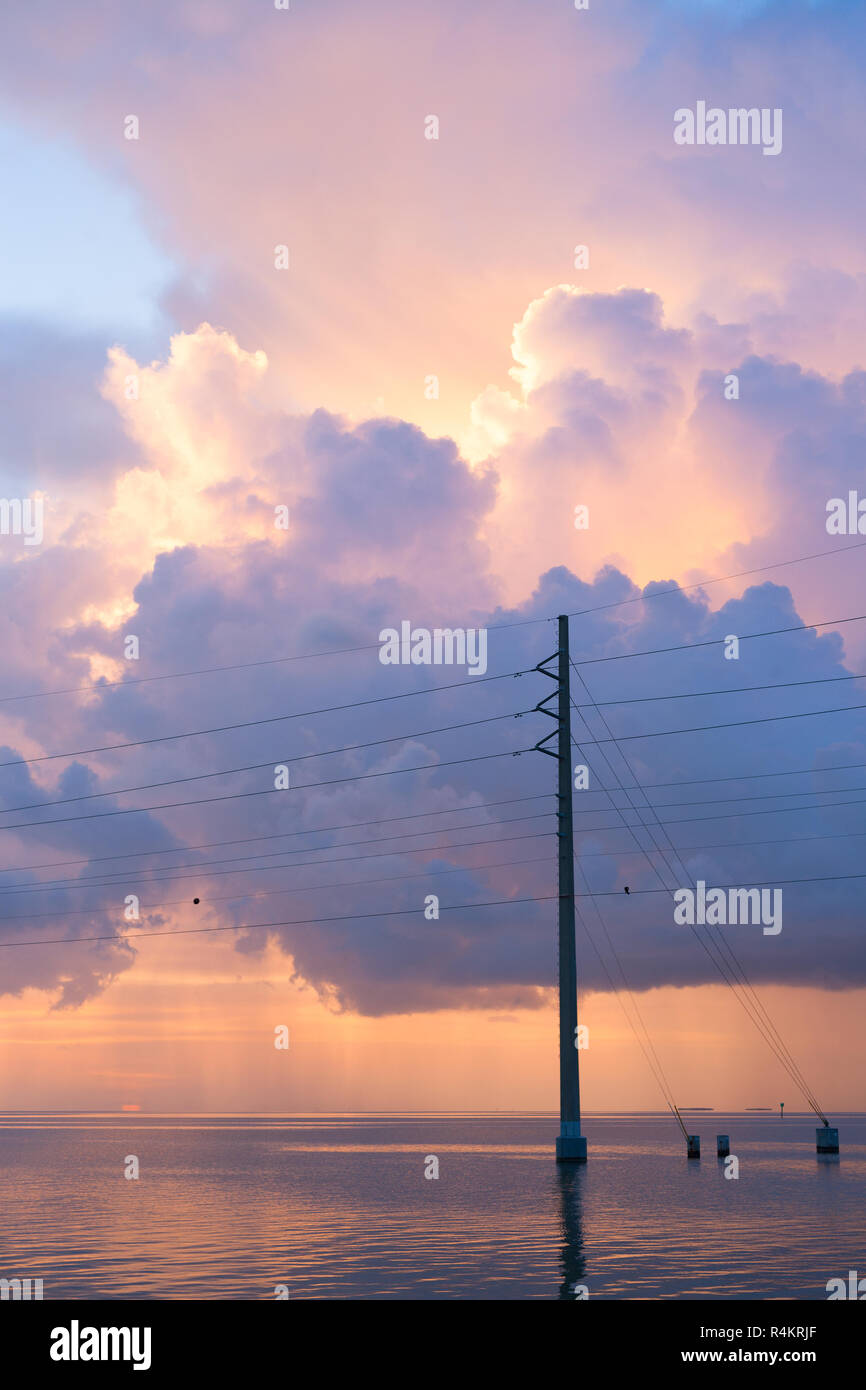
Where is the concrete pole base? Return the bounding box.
[556,1134,588,1162]
[816,1126,839,1154]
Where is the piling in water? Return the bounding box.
[687,1135,701,1159]
[816,1125,839,1155]
[717,1134,730,1158]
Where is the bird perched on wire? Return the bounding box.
[623,886,630,894]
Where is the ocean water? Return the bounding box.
[1,1112,863,1300]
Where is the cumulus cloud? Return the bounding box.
[2,0,864,441]
[2,0,865,1019]
[1,306,865,1015]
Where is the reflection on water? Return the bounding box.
[0,1112,863,1300]
[556,1165,587,1300]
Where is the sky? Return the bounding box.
[0,0,865,1114]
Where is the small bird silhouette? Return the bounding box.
[193,897,200,905]
[623,886,630,894]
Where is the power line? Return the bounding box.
[0,668,532,771]
[16,684,859,828]
[571,824,866,860]
[0,793,552,879]
[570,658,828,1123]
[578,779,866,815]
[572,656,817,1112]
[571,862,688,1140]
[645,791,866,829]
[82,862,866,923]
[567,708,678,897]
[0,851,554,927]
[0,709,529,817]
[10,859,856,959]
[567,676,821,1119]
[575,611,866,668]
[0,642,380,705]
[615,756,866,792]
[570,870,866,896]
[1,537,864,705]
[567,776,866,832]
[0,821,556,899]
[0,892,560,949]
[564,538,866,623]
[574,696,866,747]
[9,796,863,895]
[0,748,537,835]
[577,668,866,708]
[10,808,866,901]
[19,867,849,938]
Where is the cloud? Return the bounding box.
[1,0,865,1021]
[3,0,865,448]
[0,265,861,1017]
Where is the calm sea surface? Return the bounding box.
[1,1112,863,1300]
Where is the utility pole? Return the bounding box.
[533,614,587,1161]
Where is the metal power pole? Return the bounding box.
[533,615,587,1161]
